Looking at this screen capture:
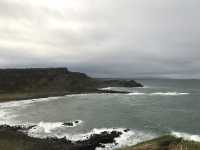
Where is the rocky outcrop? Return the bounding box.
[100,79,143,88]
[1,125,200,150]
[0,125,122,150]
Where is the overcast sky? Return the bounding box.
[0,0,200,78]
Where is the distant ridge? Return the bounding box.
[0,67,143,102]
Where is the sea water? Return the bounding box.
[0,79,200,149]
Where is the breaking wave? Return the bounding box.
[0,91,196,150]
[150,92,189,96]
[171,131,200,142]
[0,96,62,126]
[28,120,83,134]
[0,97,155,150]
[28,126,156,150]
[128,92,190,96]
[30,122,65,133]
[128,92,146,95]
[99,87,112,90]
[0,96,61,109]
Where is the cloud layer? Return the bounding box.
[0,0,200,78]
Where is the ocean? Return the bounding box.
[1,79,200,149]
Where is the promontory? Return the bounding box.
[0,67,143,102]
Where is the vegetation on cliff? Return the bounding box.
[0,68,142,102]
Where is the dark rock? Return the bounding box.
[27,125,37,130]
[0,125,122,150]
[124,128,130,132]
[76,131,122,150]
[63,122,74,126]
[75,120,79,124]
[100,79,143,88]
[96,89,129,94]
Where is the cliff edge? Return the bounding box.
[0,68,142,101]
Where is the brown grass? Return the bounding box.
[119,135,200,150]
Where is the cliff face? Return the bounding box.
[100,79,143,88]
[0,68,96,93]
[0,68,142,95]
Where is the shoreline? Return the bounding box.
[1,91,200,149]
[1,125,200,150]
[0,125,122,150]
[0,89,130,103]
[0,68,199,149]
[0,67,143,103]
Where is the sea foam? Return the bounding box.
[150,92,189,96]
[128,92,190,96]
[0,96,61,109]
[128,92,146,95]
[61,128,155,150]
[29,122,65,133]
[0,96,62,126]
[171,131,200,142]
[28,126,156,150]
[99,87,113,91]
[27,120,83,136]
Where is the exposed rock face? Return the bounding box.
[0,125,122,150]
[0,68,143,101]
[100,79,143,87]
[0,68,95,93]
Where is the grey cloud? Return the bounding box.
[0,0,200,78]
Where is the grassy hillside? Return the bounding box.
[120,135,200,150]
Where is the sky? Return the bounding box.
[0,0,200,78]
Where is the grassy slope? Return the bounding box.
[120,135,200,150]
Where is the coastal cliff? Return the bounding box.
[0,68,142,101]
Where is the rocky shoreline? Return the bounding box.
[1,125,200,150]
[0,68,145,150]
[0,125,123,150]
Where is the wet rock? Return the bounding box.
[124,128,130,132]
[100,79,143,88]
[76,131,122,150]
[75,120,79,124]
[0,125,123,150]
[63,122,74,126]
